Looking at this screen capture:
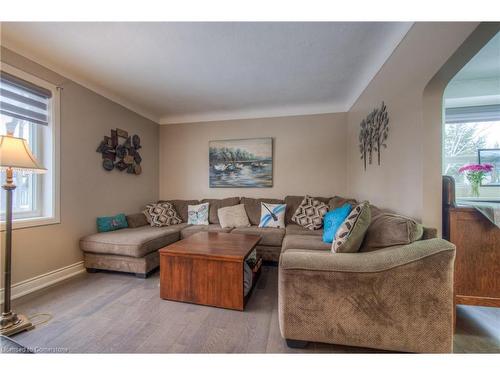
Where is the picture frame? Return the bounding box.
[209,137,273,188]
[478,148,500,186]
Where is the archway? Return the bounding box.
[422,23,500,234]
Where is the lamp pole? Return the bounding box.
[0,167,33,335]
[1,167,20,329]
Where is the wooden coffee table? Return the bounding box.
[159,232,261,311]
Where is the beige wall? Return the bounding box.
[346,22,482,231]
[159,113,348,200]
[0,47,160,285]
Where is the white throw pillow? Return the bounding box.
[187,203,209,225]
[218,204,251,229]
[258,203,286,228]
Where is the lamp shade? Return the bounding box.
[0,134,46,173]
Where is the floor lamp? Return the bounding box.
[0,132,46,336]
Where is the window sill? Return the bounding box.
[0,216,60,231]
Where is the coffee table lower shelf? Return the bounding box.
[160,252,261,311]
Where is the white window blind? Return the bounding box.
[445,104,500,124]
[0,71,52,126]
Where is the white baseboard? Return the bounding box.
[0,261,86,304]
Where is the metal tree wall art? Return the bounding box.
[372,102,389,165]
[358,102,390,170]
[96,128,142,175]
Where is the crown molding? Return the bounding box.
[1,39,161,124]
[160,102,347,125]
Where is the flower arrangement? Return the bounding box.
[458,163,494,197]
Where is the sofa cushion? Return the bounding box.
[322,203,353,243]
[201,197,240,224]
[230,226,285,247]
[361,213,424,252]
[285,195,331,224]
[282,234,331,252]
[158,199,199,223]
[143,202,182,227]
[241,197,284,225]
[218,204,250,229]
[187,203,209,225]
[332,201,371,253]
[329,196,358,210]
[259,203,286,228]
[80,224,188,258]
[126,213,149,228]
[96,213,128,232]
[291,196,329,230]
[285,224,322,237]
[180,224,232,239]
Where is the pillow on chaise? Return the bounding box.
[291,195,329,230]
[218,204,251,229]
[332,201,371,253]
[322,203,352,243]
[143,202,182,227]
[361,212,424,252]
[259,202,286,228]
[187,202,209,225]
[97,213,128,233]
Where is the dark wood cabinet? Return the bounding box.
[443,176,500,308]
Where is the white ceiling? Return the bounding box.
[452,31,500,81]
[445,32,500,107]
[1,22,412,124]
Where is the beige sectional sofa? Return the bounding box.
[79,195,456,353]
[80,196,298,276]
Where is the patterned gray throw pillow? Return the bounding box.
[332,201,371,253]
[291,195,329,230]
[143,202,182,227]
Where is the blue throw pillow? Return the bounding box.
[97,213,128,233]
[322,203,352,243]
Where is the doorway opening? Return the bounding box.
[443,32,500,202]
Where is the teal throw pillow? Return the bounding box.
[322,203,352,243]
[97,213,128,233]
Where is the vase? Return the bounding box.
[471,182,480,197]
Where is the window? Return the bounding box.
[443,104,500,200]
[0,64,60,229]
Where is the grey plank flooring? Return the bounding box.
[7,266,500,353]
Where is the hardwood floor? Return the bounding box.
[7,266,500,353]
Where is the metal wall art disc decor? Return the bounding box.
[96,128,142,175]
[359,101,389,170]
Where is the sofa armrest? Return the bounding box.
[278,238,456,353]
[280,238,455,273]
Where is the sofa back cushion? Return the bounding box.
[158,199,199,223]
[201,197,240,224]
[126,213,149,228]
[329,196,358,210]
[361,212,424,252]
[285,195,331,224]
[241,197,284,225]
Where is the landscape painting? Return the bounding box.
[209,138,273,188]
